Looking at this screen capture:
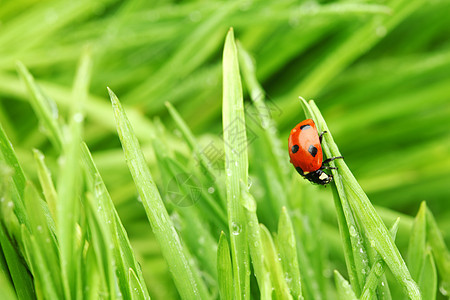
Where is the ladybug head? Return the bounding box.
[304,169,333,185]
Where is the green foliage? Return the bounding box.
[0,0,449,299]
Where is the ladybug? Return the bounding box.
[288,119,343,185]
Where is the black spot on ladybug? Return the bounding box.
[291,145,299,153]
[308,145,318,157]
[295,167,304,175]
[300,125,311,130]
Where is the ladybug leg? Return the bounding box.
[321,166,337,170]
[323,156,344,165]
[319,131,327,143]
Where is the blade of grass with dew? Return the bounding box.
[260,224,292,300]
[300,98,364,296]
[304,99,421,299]
[21,229,59,300]
[32,149,57,223]
[22,182,62,298]
[0,224,35,300]
[277,207,303,299]
[85,193,115,300]
[418,250,437,300]
[407,201,426,281]
[129,268,146,300]
[361,218,400,300]
[108,88,209,299]
[217,232,233,300]
[222,28,250,299]
[151,120,220,294]
[16,62,63,151]
[290,179,330,299]
[329,179,362,295]
[23,182,60,283]
[160,156,221,280]
[83,245,100,300]
[165,101,226,206]
[0,123,27,227]
[240,182,271,299]
[334,270,358,300]
[81,142,149,299]
[152,138,226,228]
[425,208,450,296]
[287,182,324,299]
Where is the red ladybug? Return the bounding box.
[288,119,343,185]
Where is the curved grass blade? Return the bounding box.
[128,268,147,300]
[260,224,292,300]
[418,250,436,300]
[217,232,233,300]
[277,207,303,299]
[240,183,271,299]
[81,142,149,299]
[0,123,27,227]
[361,218,400,300]
[222,28,250,299]
[165,101,226,206]
[85,193,115,300]
[0,224,35,300]
[32,149,57,224]
[108,88,209,299]
[425,207,450,296]
[334,270,358,300]
[303,99,421,299]
[16,62,63,151]
[407,202,427,281]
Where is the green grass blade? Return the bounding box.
[305,99,421,299]
[418,250,437,300]
[108,88,208,299]
[334,270,358,300]
[217,232,233,300]
[407,202,427,281]
[21,229,60,300]
[23,182,61,289]
[222,27,250,300]
[32,149,57,225]
[165,101,226,205]
[330,181,362,295]
[260,224,292,300]
[128,268,147,300]
[240,183,271,299]
[85,193,115,300]
[81,142,149,299]
[361,218,400,300]
[16,62,63,151]
[0,224,35,300]
[0,123,27,226]
[277,207,302,299]
[425,207,450,296]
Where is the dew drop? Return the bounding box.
[207,187,215,194]
[231,222,242,236]
[73,113,84,123]
[349,225,357,237]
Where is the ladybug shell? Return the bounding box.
[288,119,323,174]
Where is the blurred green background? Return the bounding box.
[0,0,449,298]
